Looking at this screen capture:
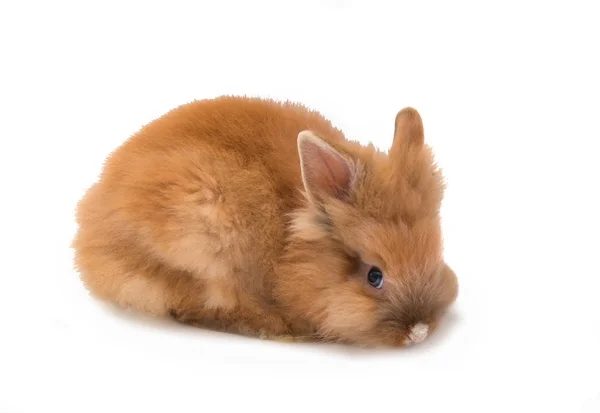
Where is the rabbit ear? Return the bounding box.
[298,131,354,203]
[391,107,424,153]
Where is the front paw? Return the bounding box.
[268,334,314,343]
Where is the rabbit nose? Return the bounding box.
[405,322,429,345]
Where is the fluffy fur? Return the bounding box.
[72,96,458,347]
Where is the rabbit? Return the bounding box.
[72,95,458,347]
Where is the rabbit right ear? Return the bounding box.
[297,131,354,204]
[390,107,424,159]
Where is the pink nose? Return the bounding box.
[407,323,429,344]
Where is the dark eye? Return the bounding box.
[367,267,384,289]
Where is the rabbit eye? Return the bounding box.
[367,267,384,289]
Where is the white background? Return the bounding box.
[1,1,599,412]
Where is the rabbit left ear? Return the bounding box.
[297,131,354,203]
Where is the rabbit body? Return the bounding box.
[73,96,458,346]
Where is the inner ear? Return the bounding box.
[297,130,353,203]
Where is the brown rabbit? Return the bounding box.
[72,96,458,346]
